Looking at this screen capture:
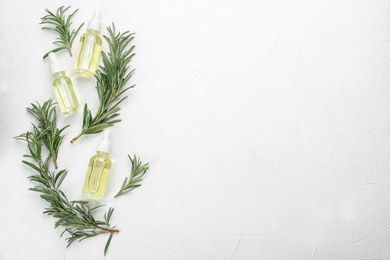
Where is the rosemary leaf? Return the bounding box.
[104,232,114,256]
[40,6,84,59]
[71,24,135,143]
[114,154,149,198]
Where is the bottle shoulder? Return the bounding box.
[89,153,112,165]
[93,34,102,44]
[82,31,102,43]
[52,74,72,86]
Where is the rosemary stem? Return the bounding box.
[70,132,83,144]
[94,225,119,233]
[52,153,58,169]
[66,43,73,57]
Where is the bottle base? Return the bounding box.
[82,191,104,200]
[74,68,95,77]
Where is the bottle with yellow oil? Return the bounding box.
[74,10,102,77]
[82,130,112,200]
[48,53,79,114]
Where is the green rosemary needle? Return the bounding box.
[71,24,135,144]
[40,6,84,59]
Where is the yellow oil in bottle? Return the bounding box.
[74,29,102,77]
[82,151,112,200]
[52,72,80,114]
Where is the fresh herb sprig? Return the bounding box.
[71,24,135,144]
[40,6,84,59]
[15,104,118,255]
[25,100,67,169]
[114,154,149,198]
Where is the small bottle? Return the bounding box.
[48,53,80,114]
[82,130,112,200]
[74,11,102,77]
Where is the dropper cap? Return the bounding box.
[96,130,111,153]
[48,53,65,75]
[87,10,101,32]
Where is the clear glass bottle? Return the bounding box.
[48,53,79,114]
[74,11,102,77]
[82,130,112,200]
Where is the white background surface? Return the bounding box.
[1,0,390,259]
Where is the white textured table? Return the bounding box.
[1,0,390,259]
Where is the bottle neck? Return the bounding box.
[97,151,109,157]
[87,29,100,35]
[53,71,65,79]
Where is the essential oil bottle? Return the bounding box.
[82,130,112,200]
[48,53,79,114]
[74,11,102,77]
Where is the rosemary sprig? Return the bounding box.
[40,6,84,59]
[15,105,118,255]
[114,154,149,198]
[71,24,135,144]
[26,100,68,169]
